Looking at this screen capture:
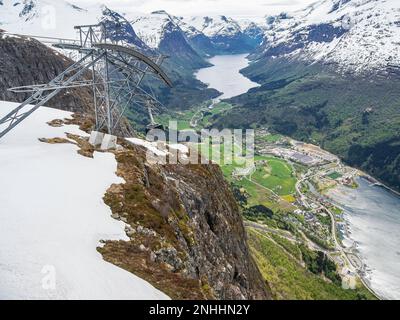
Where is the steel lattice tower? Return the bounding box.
[0,23,172,139]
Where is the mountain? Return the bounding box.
[0,0,101,38]
[101,7,150,52]
[0,1,218,124]
[126,10,219,115]
[0,1,150,52]
[170,14,217,57]
[130,10,209,70]
[217,0,400,192]
[0,31,93,113]
[181,15,263,54]
[240,20,265,47]
[256,0,400,74]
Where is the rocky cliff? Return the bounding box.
[96,139,271,299]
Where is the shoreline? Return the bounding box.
[325,175,400,300]
[358,172,400,197]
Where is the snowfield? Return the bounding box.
[181,15,243,38]
[0,0,101,39]
[0,101,169,300]
[262,0,400,73]
[129,11,178,49]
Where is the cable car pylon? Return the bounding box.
[0,23,172,141]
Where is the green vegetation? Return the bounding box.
[156,101,235,132]
[258,133,283,143]
[212,152,297,212]
[331,206,343,215]
[269,233,302,261]
[247,228,376,300]
[303,230,333,251]
[328,172,342,180]
[156,109,196,130]
[243,205,274,220]
[299,244,340,284]
[316,213,332,227]
[251,156,296,196]
[198,102,234,128]
[216,57,400,192]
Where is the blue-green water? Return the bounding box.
[328,177,400,299]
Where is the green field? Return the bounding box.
[219,154,297,196]
[258,133,283,143]
[328,171,342,180]
[219,154,297,211]
[251,156,297,196]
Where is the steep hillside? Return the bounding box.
[101,7,150,52]
[100,139,270,299]
[0,31,93,113]
[130,10,209,70]
[171,15,218,57]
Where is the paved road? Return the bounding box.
[296,166,379,298]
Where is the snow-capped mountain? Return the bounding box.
[240,21,265,44]
[129,10,183,50]
[129,10,209,69]
[181,15,263,53]
[101,7,150,52]
[0,0,101,38]
[183,15,242,38]
[1,1,265,57]
[0,1,151,53]
[258,0,400,74]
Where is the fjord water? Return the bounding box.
[195,54,259,99]
[328,178,400,299]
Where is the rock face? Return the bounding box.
[0,32,93,113]
[100,140,271,300]
[164,163,269,299]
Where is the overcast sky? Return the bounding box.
[71,0,317,18]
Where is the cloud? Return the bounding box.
[71,0,316,17]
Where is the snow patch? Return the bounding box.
[262,0,400,73]
[0,101,169,300]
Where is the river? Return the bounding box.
[328,177,400,299]
[195,54,259,100]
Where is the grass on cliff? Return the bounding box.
[247,228,376,300]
